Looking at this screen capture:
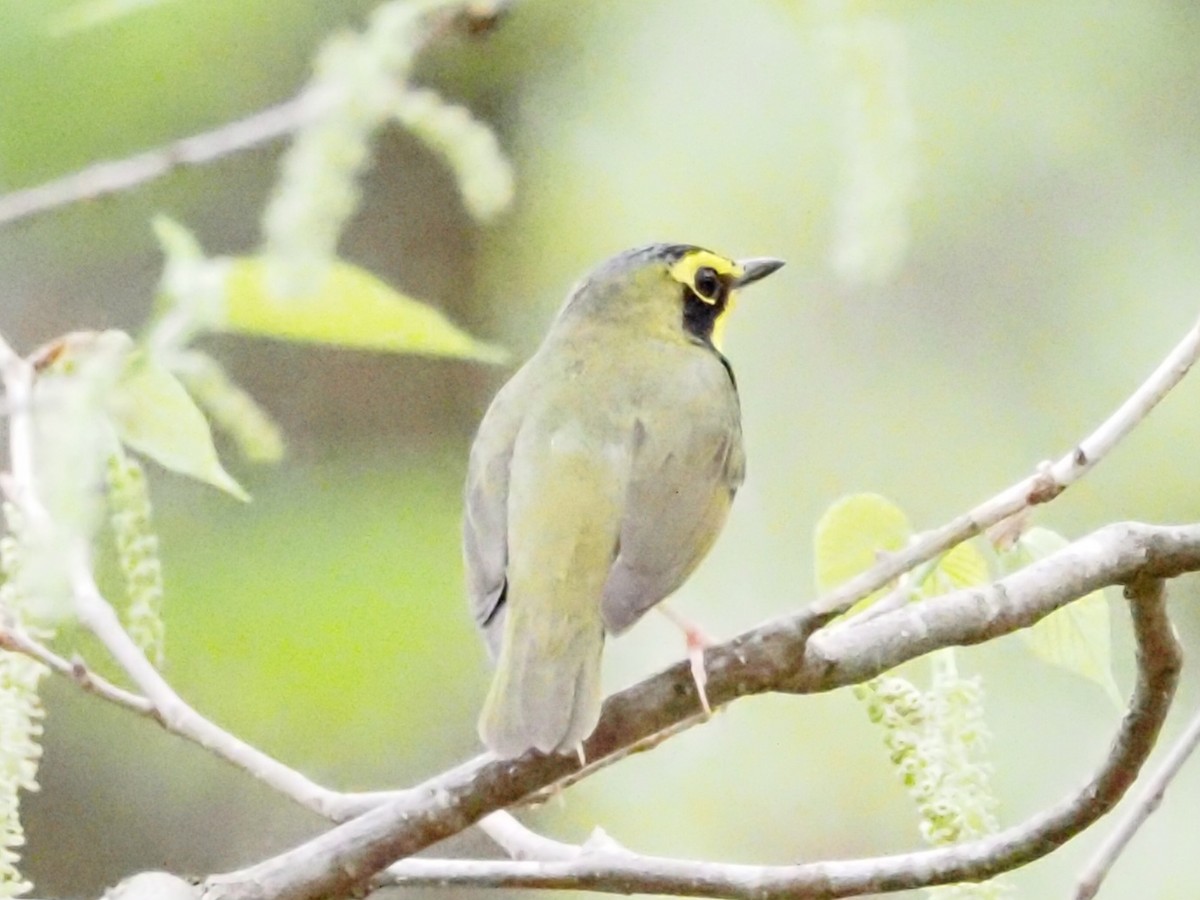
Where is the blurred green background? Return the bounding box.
[3,0,1200,897]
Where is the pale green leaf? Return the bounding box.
[814,493,912,604]
[1024,587,1122,708]
[107,351,248,501]
[222,258,508,363]
[149,215,226,337]
[1008,527,1122,707]
[24,330,129,617]
[173,351,285,464]
[151,214,203,262]
[1009,525,1069,565]
[922,540,990,596]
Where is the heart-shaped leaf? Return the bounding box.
[814,493,912,608]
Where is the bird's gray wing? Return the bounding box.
[463,373,530,658]
[600,357,745,634]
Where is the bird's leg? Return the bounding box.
[657,603,714,716]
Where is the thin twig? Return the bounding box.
[0,94,331,229]
[523,713,707,806]
[807,314,1200,623]
[474,811,588,862]
[0,328,349,818]
[0,0,514,230]
[70,537,353,815]
[0,625,153,716]
[0,331,559,859]
[1075,699,1200,900]
[0,590,552,863]
[1,296,1195,897]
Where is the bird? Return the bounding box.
[463,243,784,759]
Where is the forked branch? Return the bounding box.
[376,578,1178,898]
[0,1,513,230]
[199,536,1192,900]
[3,311,1200,899]
[1075,698,1200,899]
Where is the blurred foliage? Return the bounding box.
[2,1,1200,899]
[1004,527,1123,708]
[107,336,249,500]
[222,256,507,361]
[105,453,167,668]
[0,508,47,899]
[813,491,912,609]
[49,0,182,37]
[817,492,1006,897]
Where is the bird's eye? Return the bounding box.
[694,266,720,300]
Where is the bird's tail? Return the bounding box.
[478,599,605,759]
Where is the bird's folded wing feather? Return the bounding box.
[463,382,524,657]
[600,397,745,634]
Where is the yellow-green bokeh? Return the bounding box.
[4,2,1200,898]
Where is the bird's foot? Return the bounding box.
[658,604,715,716]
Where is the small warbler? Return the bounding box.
[464,244,783,758]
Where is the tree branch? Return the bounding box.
[0,329,355,819]
[4,607,559,870]
[69,553,358,815]
[0,95,329,229]
[0,0,513,230]
[1,299,1195,899]
[0,624,153,717]
[378,577,1177,898]
[806,313,1200,623]
[1075,697,1200,900]
[9,315,1199,896]
[199,527,1192,900]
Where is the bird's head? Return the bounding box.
[559,244,785,351]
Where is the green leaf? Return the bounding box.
[1006,525,1069,566]
[107,351,249,501]
[152,214,203,262]
[1006,527,1122,708]
[922,541,990,596]
[222,258,508,363]
[814,493,912,605]
[1024,587,1122,708]
[149,215,226,338]
[173,351,286,464]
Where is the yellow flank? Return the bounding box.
[666,250,743,303]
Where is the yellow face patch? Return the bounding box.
[669,249,743,351]
[667,251,743,304]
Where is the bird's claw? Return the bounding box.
[683,624,713,716]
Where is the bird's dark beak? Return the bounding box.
[733,257,786,288]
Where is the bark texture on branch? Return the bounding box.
[387,576,1177,900]
[201,525,1195,900]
